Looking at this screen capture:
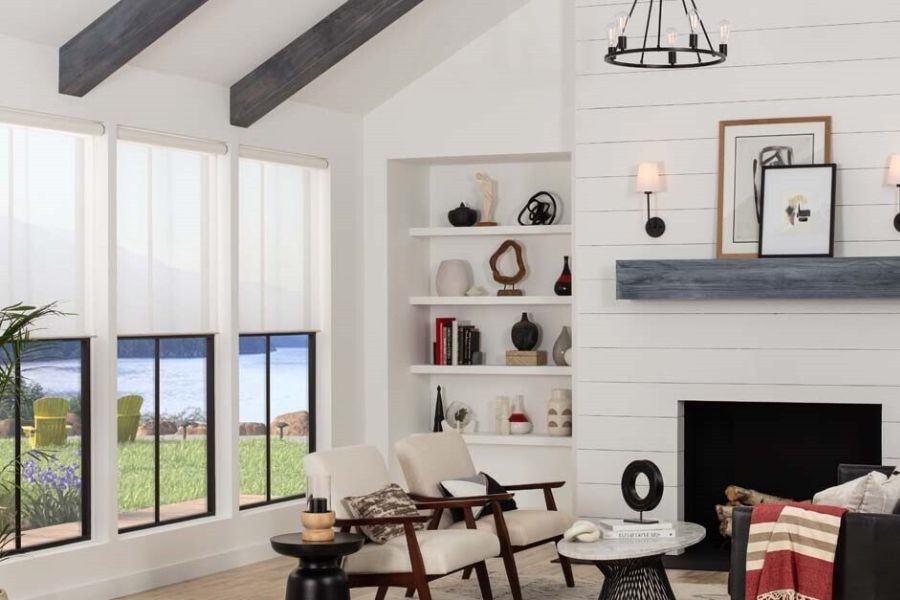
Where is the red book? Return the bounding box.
[434,318,455,365]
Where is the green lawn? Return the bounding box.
[1,437,308,518]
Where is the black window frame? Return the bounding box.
[4,337,91,555]
[238,332,316,510]
[117,334,215,534]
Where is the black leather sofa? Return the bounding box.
[729,464,900,600]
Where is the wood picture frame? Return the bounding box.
[717,116,832,259]
[758,164,837,258]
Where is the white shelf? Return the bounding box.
[410,296,571,306]
[410,365,572,376]
[462,433,573,448]
[410,225,572,238]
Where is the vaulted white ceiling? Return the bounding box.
[0,0,527,115]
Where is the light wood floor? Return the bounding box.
[119,545,728,600]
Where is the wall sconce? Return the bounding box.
[890,155,900,231]
[637,162,665,238]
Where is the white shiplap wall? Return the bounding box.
[573,0,900,521]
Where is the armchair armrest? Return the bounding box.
[502,481,566,511]
[411,493,514,509]
[503,481,565,491]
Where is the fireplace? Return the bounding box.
[665,401,882,571]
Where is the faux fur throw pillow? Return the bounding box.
[344,483,424,544]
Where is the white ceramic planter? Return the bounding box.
[435,260,472,297]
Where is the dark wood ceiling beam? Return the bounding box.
[59,0,209,97]
[230,0,425,128]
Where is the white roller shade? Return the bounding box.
[0,107,104,137]
[118,126,228,156]
[239,146,328,170]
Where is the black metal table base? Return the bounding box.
[595,555,676,600]
[285,557,350,600]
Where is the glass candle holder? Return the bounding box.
[306,474,332,514]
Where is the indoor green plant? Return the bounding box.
[0,303,62,599]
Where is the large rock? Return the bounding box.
[239,422,267,436]
[137,420,177,437]
[271,411,309,437]
[184,424,207,436]
[0,418,14,438]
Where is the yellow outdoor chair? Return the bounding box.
[22,397,71,448]
[118,395,144,443]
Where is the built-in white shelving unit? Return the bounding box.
[410,365,572,376]
[462,433,572,447]
[410,296,571,306]
[410,224,572,238]
[387,151,575,511]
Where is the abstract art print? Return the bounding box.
[717,116,831,258]
[759,164,836,258]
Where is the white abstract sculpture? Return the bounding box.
[475,172,498,226]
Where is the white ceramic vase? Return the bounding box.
[547,388,572,437]
[435,259,472,297]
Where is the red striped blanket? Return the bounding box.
[745,503,847,600]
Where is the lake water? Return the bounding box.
[21,347,309,423]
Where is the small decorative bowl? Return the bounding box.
[509,421,533,435]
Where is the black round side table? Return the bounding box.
[270,532,365,600]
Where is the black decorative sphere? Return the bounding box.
[621,460,664,515]
[448,203,478,227]
[511,312,539,351]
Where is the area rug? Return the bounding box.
[427,571,730,600]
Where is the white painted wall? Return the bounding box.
[573,0,900,521]
[363,0,576,502]
[0,33,364,600]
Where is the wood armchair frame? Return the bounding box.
[336,496,501,600]
[412,481,573,600]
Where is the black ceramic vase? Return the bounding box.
[554,256,572,296]
[511,312,540,351]
[448,203,478,227]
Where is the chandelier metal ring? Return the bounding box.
[605,47,726,70]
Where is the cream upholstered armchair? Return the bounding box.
[304,445,502,600]
[395,432,575,600]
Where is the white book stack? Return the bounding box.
[597,519,675,540]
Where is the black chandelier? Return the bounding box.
[606,0,729,69]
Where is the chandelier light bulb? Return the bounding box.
[666,28,679,47]
[719,20,731,44]
[615,11,629,34]
[607,22,619,48]
[688,9,701,33]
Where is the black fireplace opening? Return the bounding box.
[665,401,881,572]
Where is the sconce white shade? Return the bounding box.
[889,155,900,185]
[637,162,662,193]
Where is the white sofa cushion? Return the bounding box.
[343,529,500,575]
[447,509,572,547]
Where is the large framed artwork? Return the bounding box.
[759,164,836,258]
[717,116,832,259]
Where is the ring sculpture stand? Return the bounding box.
[270,532,364,600]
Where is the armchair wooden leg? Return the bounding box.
[474,561,493,600]
[375,586,389,600]
[462,566,473,580]
[490,501,523,600]
[405,587,415,597]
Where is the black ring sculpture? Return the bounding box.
[621,460,664,523]
[517,191,557,226]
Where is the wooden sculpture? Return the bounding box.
[490,240,526,296]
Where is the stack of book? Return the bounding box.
[434,318,481,365]
[596,519,674,540]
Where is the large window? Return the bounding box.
[238,153,322,508]
[116,136,219,531]
[0,121,93,553]
[116,336,213,531]
[1,339,90,553]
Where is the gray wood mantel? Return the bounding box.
[616,258,900,300]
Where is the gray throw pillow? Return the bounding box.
[344,483,424,544]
